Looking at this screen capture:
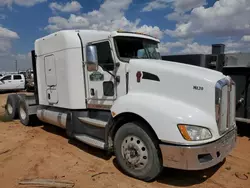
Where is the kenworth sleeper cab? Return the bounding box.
[5,30,237,181]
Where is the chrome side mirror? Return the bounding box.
[86,45,98,71]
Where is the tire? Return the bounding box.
[17,94,26,100]
[18,99,32,126]
[114,122,163,182]
[5,94,18,120]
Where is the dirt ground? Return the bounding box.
[0,93,250,188]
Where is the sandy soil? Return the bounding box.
[0,93,250,188]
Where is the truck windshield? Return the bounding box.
[114,36,161,62]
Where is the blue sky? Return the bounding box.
[0,0,250,71]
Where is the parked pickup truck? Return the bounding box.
[0,74,25,91]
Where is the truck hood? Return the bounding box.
[128,59,224,83]
[127,59,226,116]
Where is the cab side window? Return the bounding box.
[93,41,114,71]
[14,75,22,80]
[1,75,11,81]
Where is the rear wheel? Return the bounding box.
[18,99,33,126]
[5,95,18,120]
[114,122,163,181]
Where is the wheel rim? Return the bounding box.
[121,135,149,170]
[20,106,26,120]
[7,104,13,114]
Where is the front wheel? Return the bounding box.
[114,122,163,181]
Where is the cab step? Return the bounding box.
[78,117,107,128]
[74,134,105,149]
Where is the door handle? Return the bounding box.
[90,88,95,96]
[115,76,120,83]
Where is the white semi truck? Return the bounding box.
[5,30,237,181]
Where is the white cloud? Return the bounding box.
[45,0,164,39]
[159,38,211,55]
[141,0,172,12]
[172,0,207,13]
[0,39,12,53]
[224,39,250,53]
[141,0,205,12]
[241,35,250,42]
[0,26,19,57]
[0,0,46,8]
[46,14,89,31]
[134,25,164,39]
[166,0,250,38]
[0,26,22,71]
[180,42,211,54]
[0,26,19,39]
[14,0,46,7]
[16,53,28,59]
[160,38,250,55]
[159,41,185,55]
[165,0,206,21]
[49,1,82,13]
[166,12,189,22]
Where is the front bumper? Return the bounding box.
[159,127,237,170]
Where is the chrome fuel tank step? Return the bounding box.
[74,134,105,149]
[78,117,107,128]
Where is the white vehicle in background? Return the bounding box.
[0,74,25,91]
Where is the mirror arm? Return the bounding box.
[100,65,115,77]
[107,70,115,78]
[99,65,120,83]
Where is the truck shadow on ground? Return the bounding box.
[156,160,225,186]
[112,157,224,186]
[237,122,250,139]
[41,123,68,137]
[68,139,112,160]
[41,124,112,160]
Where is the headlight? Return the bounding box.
[178,125,212,141]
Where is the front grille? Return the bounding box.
[220,84,228,133]
[215,77,236,135]
[230,83,236,127]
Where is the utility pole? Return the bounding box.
[15,60,17,72]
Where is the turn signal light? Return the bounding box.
[178,125,192,141]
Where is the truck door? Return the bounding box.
[0,75,12,90]
[13,75,24,89]
[44,55,58,104]
[86,40,116,109]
